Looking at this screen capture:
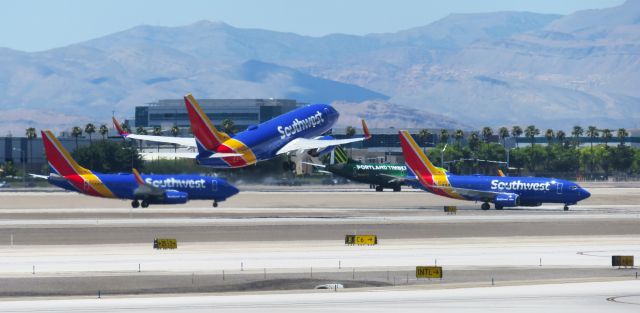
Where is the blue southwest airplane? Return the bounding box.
[36,130,239,208]
[398,130,590,211]
[113,93,370,169]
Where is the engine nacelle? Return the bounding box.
[307,135,337,157]
[162,190,189,204]
[494,193,520,207]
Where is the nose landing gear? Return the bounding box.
[213,201,218,208]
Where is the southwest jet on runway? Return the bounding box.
[114,93,370,168]
[38,130,239,208]
[398,131,590,210]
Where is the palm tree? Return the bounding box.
[601,128,612,147]
[454,129,464,146]
[544,129,554,145]
[468,132,480,151]
[439,129,449,144]
[84,123,96,144]
[98,124,109,141]
[418,129,431,152]
[586,126,599,150]
[556,130,566,146]
[481,127,493,143]
[171,124,180,154]
[617,128,629,145]
[524,125,539,146]
[571,126,583,148]
[498,127,509,146]
[221,118,236,135]
[345,126,356,157]
[511,126,523,148]
[71,126,83,151]
[25,127,37,172]
[136,126,148,135]
[153,126,162,153]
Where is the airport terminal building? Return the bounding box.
[134,98,300,131]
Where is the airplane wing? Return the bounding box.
[277,120,371,155]
[123,134,197,147]
[29,173,49,179]
[140,152,241,159]
[301,162,326,168]
[429,184,500,201]
[131,168,165,198]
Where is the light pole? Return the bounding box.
[12,148,26,187]
[441,144,448,168]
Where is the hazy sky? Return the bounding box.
[1,0,626,52]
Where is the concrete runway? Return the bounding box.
[0,187,639,301]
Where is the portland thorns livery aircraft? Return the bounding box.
[38,130,239,208]
[398,131,590,210]
[114,93,370,169]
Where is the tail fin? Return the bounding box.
[362,119,371,139]
[497,169,506,177]
[184,93,230,154]
[398,130,445,180]
[333,146,349,164]
[112,116,129,137]
[41,130,91,176]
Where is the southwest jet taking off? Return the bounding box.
[398,131,590,210]
[114,93,370,168]
[38,130,239,208]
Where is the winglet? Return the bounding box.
[362,119,371,139]
[132,168,145,186]
[112,116,129,137]
[498,169,506,177]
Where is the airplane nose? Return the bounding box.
[580,188,591,200]
[226,183,240,197]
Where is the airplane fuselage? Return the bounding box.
[407,174,590,206]
[197,104,339,168]
[49,173,239,202]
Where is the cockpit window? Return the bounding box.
[570,186,578,190]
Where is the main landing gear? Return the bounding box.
[564,205,569,211]
[393,186,401,192]
[213,201,218,208]
[481,202,490,210]
[131,200,149,208]
[375,186,384,192]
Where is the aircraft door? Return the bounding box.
[211,180,218,192]
[556,182,563,195]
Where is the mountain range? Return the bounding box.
[0,1,638,135]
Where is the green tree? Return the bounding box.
[136,126,148,135]
[440,129,449,144]
[556,130,566,146]
[71,126,83,151]
[25,127,37,171]
[72,140,143,173]
[418,129,431,152]
[544,129,554,145]
[454,129,464,146]
[586,126,599,150]
[498,127,509,146]
[617,128,629,146]
[481,127,493,143]
[572,126,583,148]
[468,132,480,151]
[511,126,523,148]
[345,126,356,157]
[221,118,236,135]
[153,126,162,153]
[98,124,109,141]
[84,123,96,144]
[524,125,539,146]
[601,129,612,147]
[122,122,131,134]
[171,124,180,154]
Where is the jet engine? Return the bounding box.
[494,193,520,207]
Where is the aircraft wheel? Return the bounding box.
[141,200,149,208]
[131,200,139,208]
[564,205,569,211]
[213,201,218,208]
[393,186,401,192]
[375,186,384,192]
[481,202,490,210]
[495,204,503,210]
